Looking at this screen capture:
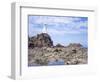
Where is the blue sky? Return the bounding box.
[28,15,88,47]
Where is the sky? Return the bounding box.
[28,15,88,47]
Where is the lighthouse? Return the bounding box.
[42,24,47,33]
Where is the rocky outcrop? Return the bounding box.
[55,43,64,47]
[28,33,87,66]
[28,43,87,66]
[28,33,53,48]
[67,43,83,49]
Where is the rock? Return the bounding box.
[67,43,83,48]
[72,49,77,53]
[28,33,53,48]
[54,48,62,52]
[28,37,87,66]
[55,43,64,47]
[67,43,83,51]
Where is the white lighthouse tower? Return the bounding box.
[42,24,47,33]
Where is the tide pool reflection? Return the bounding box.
[48,59,64,65]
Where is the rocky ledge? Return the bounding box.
[28,33,87,66]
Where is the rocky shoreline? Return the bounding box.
[28,33,87,66]
[28,44,87,66]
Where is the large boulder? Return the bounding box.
[55,43,64,47]
[28,33,53,48]
[67,43,83,48]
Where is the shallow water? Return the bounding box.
[48,59,65,65]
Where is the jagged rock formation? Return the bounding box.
[55,43,64,47]
[28,45,87,66]
[28,33,87,66]
[28,33,53,48]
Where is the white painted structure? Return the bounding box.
[42,24,47,33]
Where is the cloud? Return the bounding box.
[29,16,85,24]
[28,16,88,36]
[28,24,42,36]
[47,21,87,35]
